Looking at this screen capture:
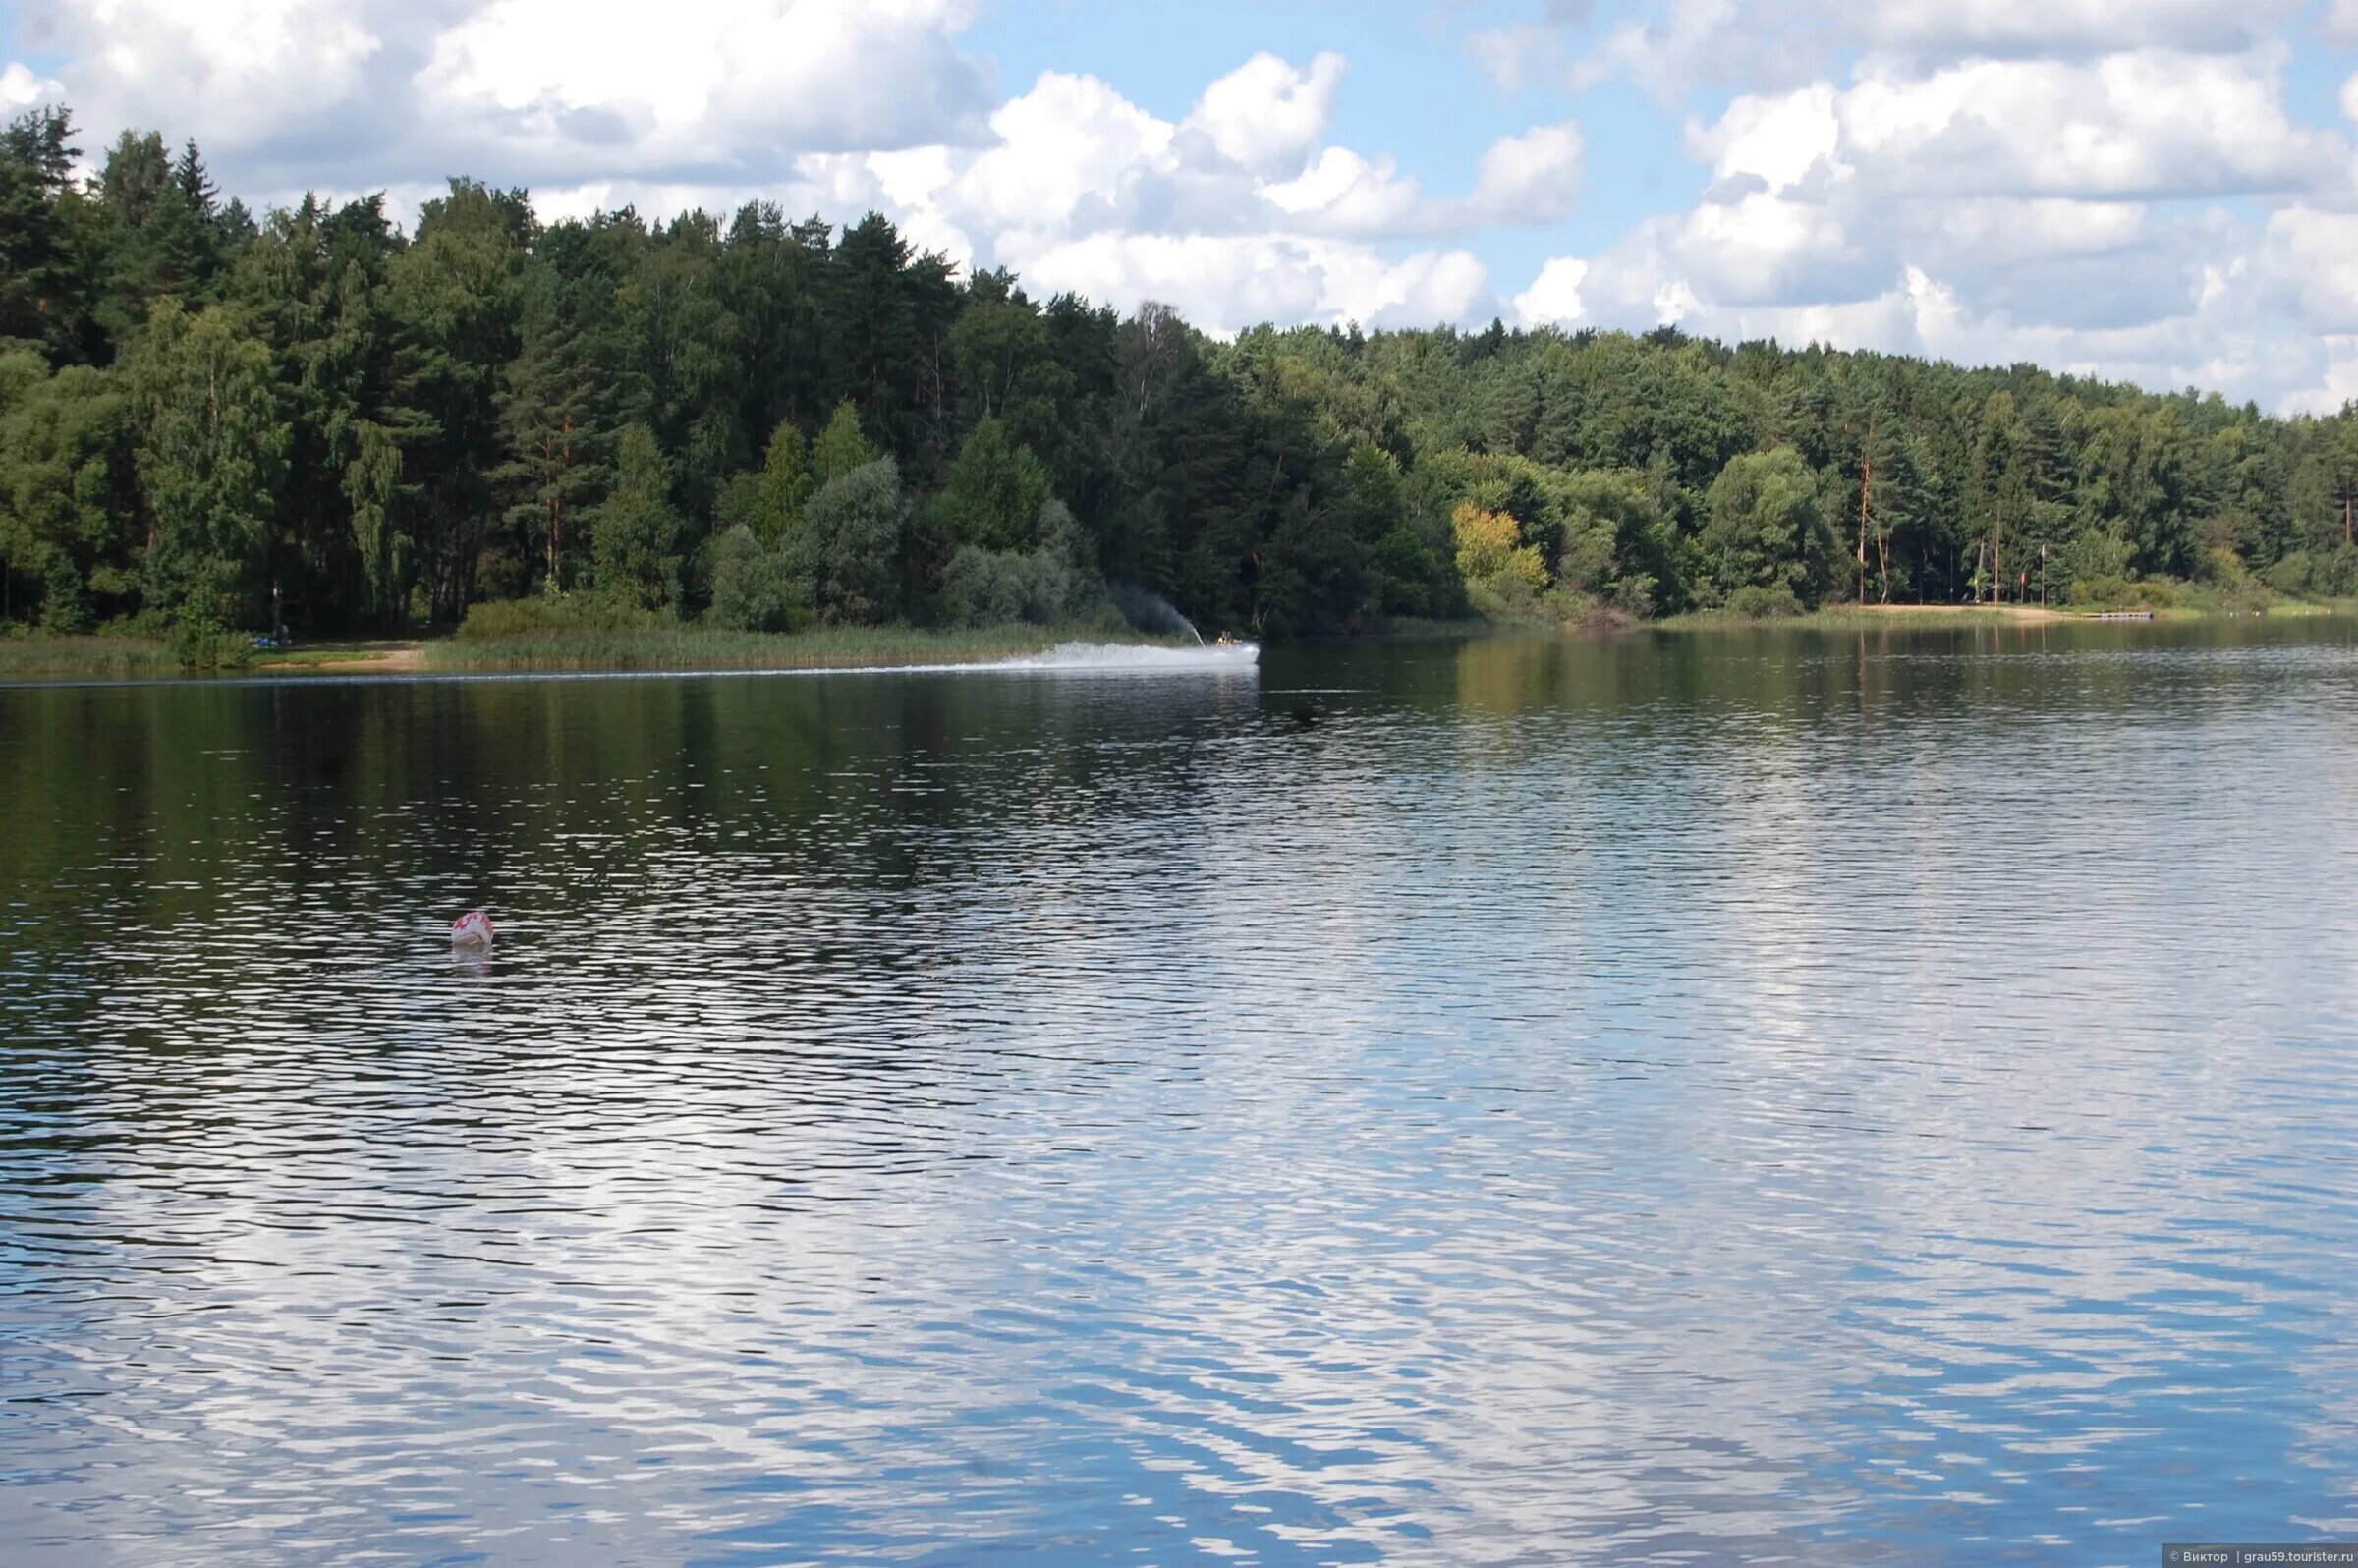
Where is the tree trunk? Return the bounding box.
[1856,443,1871,603]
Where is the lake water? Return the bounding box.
[3,620,2355,1566]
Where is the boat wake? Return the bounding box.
[59,640,1261,691]
[775,640,1260,680]
[989,640,1260,674]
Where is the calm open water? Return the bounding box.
[3,621,2355,1566]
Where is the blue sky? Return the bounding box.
[7,0,2358,409]
[966,0,1701,266]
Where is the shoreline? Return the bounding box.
[2,602,2342,683]
[0,624,1189,683]
[1841,602,2074,623]
[1661,603,2078,630]
[1656,600,2349,631]
[273,644,427,673]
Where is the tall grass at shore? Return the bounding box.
[425,621,1177,674]
[0,636,182,678]
[1658,605,2030,631]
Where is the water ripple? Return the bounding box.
[1,621,2354,1564]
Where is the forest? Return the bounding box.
[6,103,2358,645]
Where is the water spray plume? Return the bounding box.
[1108,582,1204,644]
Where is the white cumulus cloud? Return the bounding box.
[951,71,1174,244]
[1,62,64,111]
[1561,0,2305,96]
[2317,0,2358,48]
[1261,147,1422,233]
[2259,208,2358,336]
[12,0,2358,407]
[998,231,1487,335]
[1509,17,2358,409]
[415,0,993,174]
[1514,256,1590,325]
[26,0,379,152]
[1467,122,1584,221]
[1185,50,1347,175]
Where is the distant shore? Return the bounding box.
[3,601,2344,683]
[1659,599,2350,631]
[1655,603,2061,631]
[1663,603,2087,630]
[0,624,1181,681]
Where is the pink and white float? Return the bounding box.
[450,908,495,949]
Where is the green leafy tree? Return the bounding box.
[935,503,1103,629]
[1702,447,1831,603]
[704,523,797,631]
[591,424,685,608]
[7,98,2358,643]
[710,419,814,571]
[934,416,1050,551]
[751,420,812,546]
[0,352,139,629]
[1370,527,1438,617]
[345,420,411,624]
[812,398,876,486]
[1341,444,1404,535]
[1337,442,1437,617]
[128,299,288,626]
[1556,468,1678,613]
[788,457,905,624]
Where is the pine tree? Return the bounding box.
[233,195,407,627]
[171,140,216,218]
[0,106,94,362]
[493,213,649,592]
[384,179,525,619]
[95,131,222,347]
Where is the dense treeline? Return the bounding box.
[6,104,2358,642]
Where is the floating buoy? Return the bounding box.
[451,908,495,949]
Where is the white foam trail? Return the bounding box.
[992,640,1256,673]
[23,641,1261,691]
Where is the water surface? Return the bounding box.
[3,620,2354,1565]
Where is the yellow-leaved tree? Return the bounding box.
[1452,502,1549,592]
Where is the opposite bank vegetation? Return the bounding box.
[7,104,2358,675]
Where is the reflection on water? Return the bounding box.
[3,619,2356,1565]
